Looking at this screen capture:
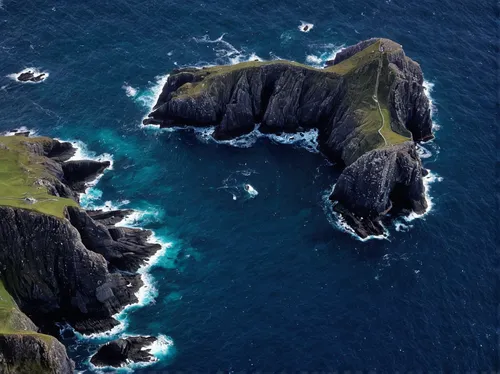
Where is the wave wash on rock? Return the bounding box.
[143,38,434,238]
[0,135,162,373]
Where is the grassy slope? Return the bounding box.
[0,281,52,343]
[172,38,411,150]
[0,136,77,219]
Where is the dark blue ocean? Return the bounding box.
[0,0,497,371]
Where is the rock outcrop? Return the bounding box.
[90,336,157,368]
[330,142,427,238]
[143,38,434,237]
[0,334,74,374]
[0,135,163,371]
[16,71,47,83]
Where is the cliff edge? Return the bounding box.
[0,134,161,372]
[143,38,433,237]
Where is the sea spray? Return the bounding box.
[321,187,390,242]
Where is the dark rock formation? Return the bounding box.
[90,336,157,368]
[17,71,46,83]
[0,334,74,373]
[0,135,163,369]
[143,38,434,237]
[67,207,161,272]
[62,160,111,192]
[330,142,427,238]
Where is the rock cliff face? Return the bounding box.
[0,135,162,372]
[143,38,433,237]
[330,142,427,237]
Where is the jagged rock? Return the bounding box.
[0,334,74,373]
[17,71,46,83]
[0,206,142,334]
[330,142,427,238]
[90,336,157,368]
[62,160,111,192]
[67,207,161,272]
[0,136,162,347]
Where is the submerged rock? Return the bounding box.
[90,336,157,368]
[17,71,47,83]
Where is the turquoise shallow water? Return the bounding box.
[0,0,497,371]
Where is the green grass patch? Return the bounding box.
[0,280,16,332]
[171,38,411,154]
[0,136,77,219]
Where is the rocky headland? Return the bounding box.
[143,38,433,237]
[0,134,161,372]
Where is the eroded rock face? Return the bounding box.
[329,142,427,238]
[0,334,74,374]
[142,38,434,237]
[144,38,432,166]
[90,336,157,368]
[0,138,162,334]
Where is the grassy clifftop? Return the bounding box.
[0,136,77,219]
[165,38,411,157]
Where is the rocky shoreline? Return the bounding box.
[142,38,434,238]
[0,133,162,372]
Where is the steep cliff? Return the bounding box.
[143,38,433,237]
[0,282,74,373]
[0,134,162,371]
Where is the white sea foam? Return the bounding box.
[403,170,443,222]
[1,126,39,137]
[305,43,344,68]
[423,80,440,131]
[63,140,174,350]
[245,184,258,197]
[193,34,263,65]
[122,83,138,98]
[78,229,173,341]
[298,21,314,33]
[416,143,433,159]
[136,74,170,111]
[321,188,390,242]
[7,68,49,83]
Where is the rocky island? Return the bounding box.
[144,38,434,237]
[0,134,161,372]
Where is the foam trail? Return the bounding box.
[122,83,138,98]
[305,43,344,68]
[1,126,39,137]
[423,80,439,130]
[403,171,442,222]
[7,67,49,83]
[136,74,170,110]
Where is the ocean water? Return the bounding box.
[0,0,497,371]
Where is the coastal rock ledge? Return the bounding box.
[0,134,162,373]
[144,38,434,237]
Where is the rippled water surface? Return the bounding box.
[0,0,497,371]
